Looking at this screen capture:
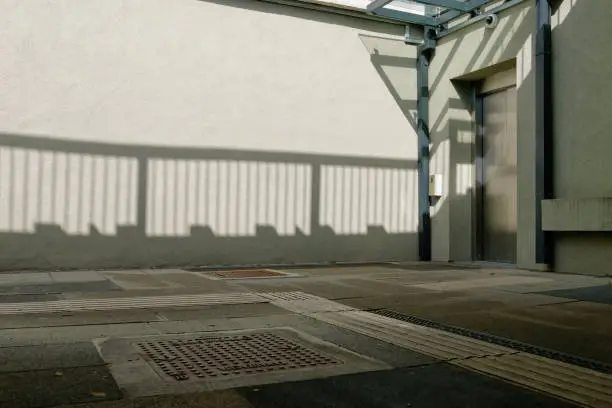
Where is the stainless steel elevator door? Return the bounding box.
[481,87,517,263]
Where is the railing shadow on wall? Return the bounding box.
[0,133,418,270]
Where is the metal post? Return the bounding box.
[535,0,553,266]
[416,27,436,261]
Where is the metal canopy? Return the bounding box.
[290,0,504,28]
[368,0,502,27]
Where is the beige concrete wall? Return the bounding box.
[550,0,612,275]
[428,1,537,267]
[543,198,612,232]
[0,0,419,269]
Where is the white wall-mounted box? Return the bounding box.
[429,174,444,197]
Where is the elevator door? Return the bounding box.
[480,87,517,263]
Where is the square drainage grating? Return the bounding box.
[135,332,342,382]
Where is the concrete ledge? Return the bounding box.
[542,198,612,231]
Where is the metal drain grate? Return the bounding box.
[135,332,342,381]
[368,308,612,374]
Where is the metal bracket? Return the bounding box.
[404,25,424,45]
[418,26,437,55]
[435,0,527,39]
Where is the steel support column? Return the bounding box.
[416,28,436,261]
[535,0,553,265]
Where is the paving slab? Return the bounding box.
[141,269,196,275]
[101,270,240,292]
[331,278,421,297]
[238,276,430,300]
[59,390,253,408]
[341,287,579,316]
[341,291,499,312]
[538,284,612,305]
[158,303,290,321]
[288,280,377,299]
[0,273,53,286]
[149,273,237,291]
[0,366,122,408]
[51,272,106,283]
[240,364,575,408]
[389,262,481,271]
[100,271,173,291]
[148,314,317,335]
[0,281,121,295]
[468,289,578,307]
[547,297,612,317]
[277,265,396,277]
[63,286,244,300]
[0,310,163,330]
[0,323,159,347]
[503,280,611,294]
[148,318,246,335]
[0,343,104,373]
[411,276,552,291]
[372,270,486,286]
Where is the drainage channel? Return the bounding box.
[368,308,612,375]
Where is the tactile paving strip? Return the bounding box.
[0,292,265,315]
[135,332,342,381]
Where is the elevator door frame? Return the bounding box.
[474,84,518,264]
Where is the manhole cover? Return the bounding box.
[135,332,342,381]
[211,269,289,279]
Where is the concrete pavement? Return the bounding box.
[0,263,611,407]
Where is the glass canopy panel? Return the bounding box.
[297,0,434,17]
[385,1,447,18]
[291,0,493,25]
